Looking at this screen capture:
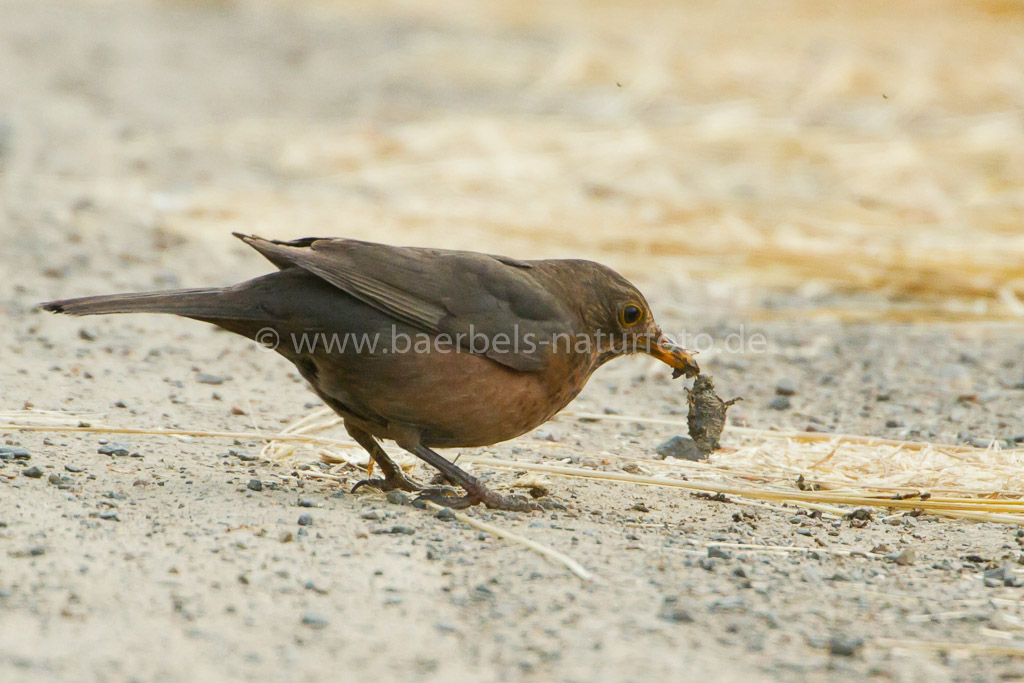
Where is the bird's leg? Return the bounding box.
[407,444,541,513]
[346,425,425,494]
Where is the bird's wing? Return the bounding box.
[234,234,570,372]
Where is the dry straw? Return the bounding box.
[3,408,1023,527]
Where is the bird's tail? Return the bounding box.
[39,287,234,318]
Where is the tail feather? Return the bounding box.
[39,287,231,317]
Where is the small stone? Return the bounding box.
[22,466,44,478]
[78,328,97,341]
[775,378,797,396]
[98,442,131,457]
[247,479,263,492]
[0,446,31,461]
[532,429,561,442]
[98,511,120,522]
[297,513,313,526]
[389,525,415,535]
[828,636,864,657]
[301,613,328,630]
[659,596,695,623]
[65,464,84,473]
[768,396,791,411]
[360,510,381,521]
[234,450,258,462]
[196,373,225,385]
[278,531,294,543]
[298,498,316,508]
[984,563,1020,587]
[47,473,72,489]
[885,419,902,428]
[655,436,705,461]
[707,546,732,560]
[385,490,410,506]
[894,548,916,566]
[434,507,456,521]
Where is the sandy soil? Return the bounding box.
[3,1,1024,681]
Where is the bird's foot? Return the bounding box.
[415,481,542,512]
[351,469,424,494]
[414,485,463,499]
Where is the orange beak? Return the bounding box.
[647,335,700,379]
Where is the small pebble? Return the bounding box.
[655,436,704,461]
[98,511,120,522]
[298,513,313,526]
[98,442,131,457]
[298,498,316,508]
[247,479,263,492]
[434,507,455,521]
[768,396,791,411]
[196,373,225,385]
[301,613,328,630]
[22,466,44,478]
[47,473,72,489]
[659,596,695,623]
[0,446,31,461]
[278,531,294,543]
[984,563,1022,587]
[775,378,797,396]
[894,548,916,566]
[386,490,410,506]
[65,464,84,473]
[828,636,864,657]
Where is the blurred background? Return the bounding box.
[2,0,1023,323]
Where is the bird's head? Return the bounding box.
[559,261,700,379]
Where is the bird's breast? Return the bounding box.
[318,346,595,449]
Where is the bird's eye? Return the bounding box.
[621,304,643,326]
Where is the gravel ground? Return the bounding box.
[3,1,1024,681]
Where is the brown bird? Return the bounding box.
[40,234,699,511]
